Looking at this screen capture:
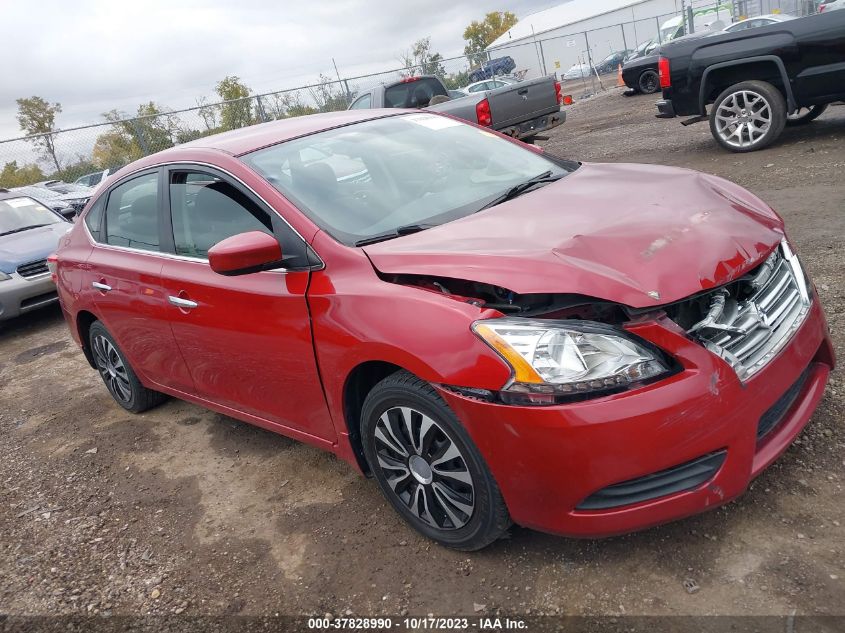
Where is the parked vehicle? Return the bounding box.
[74,169,113,188]
[721,14,796,32]
[0,192,71,320]
[54,110,834,550]
[32,181,95,216]
[625,39,658,62]
[594,50,632,74]
[657,11,845,151]
[8,185,76,219]
[459,76,521,96]
[468,56,516,82]
[563,63,593,81]
[350,75,565,142]
[819,0,845,11]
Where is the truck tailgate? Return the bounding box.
[488,77,559,129]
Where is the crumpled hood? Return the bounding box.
[363,163,785,309]
[0,223,71,274]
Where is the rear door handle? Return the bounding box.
[518,88,529,95]
[168,295,198,309]
[92,281,111,292]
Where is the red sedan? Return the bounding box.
[52,109,834,550]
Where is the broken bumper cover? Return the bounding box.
[499,109,566,140]
[437,296,834,537]
[656,99,676,118]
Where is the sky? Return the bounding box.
[0,0,559,140]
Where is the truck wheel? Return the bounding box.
[361,371,511,551]
[709,81,786,153]
[638,70,659,94]
[786,104,828,126]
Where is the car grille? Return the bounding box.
[686,242,811,381]
[16,259,49,278]
[576,451,727,510]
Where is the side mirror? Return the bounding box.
[208,231,283,276]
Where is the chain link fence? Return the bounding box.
[0,0,821,189]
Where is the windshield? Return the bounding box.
[243,114,575,246]
[0,197,63,235]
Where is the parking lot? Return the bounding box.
[1,86,843,619]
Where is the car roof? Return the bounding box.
[175,108,405,157]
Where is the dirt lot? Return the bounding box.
[1,87,844,622]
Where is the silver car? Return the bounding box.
[0,193,71,321]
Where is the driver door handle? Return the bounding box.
[92,281,112,292]
[168,295,198,310]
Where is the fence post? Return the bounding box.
[538,39,549,76]
[255,95,270,122]
[620,24,628,52]
[656,16,663,43]
[343,80,352,105]
[129,120,150,155]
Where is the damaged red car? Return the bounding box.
[53,110,834,550]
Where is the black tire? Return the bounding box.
[89,321,166,413]
[361,371,510,551]
[638,70,659,95]
[709,80,786,153]
[786,103,828,127]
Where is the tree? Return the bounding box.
[16,96,63,173]
[400,37,447,77]
[215,76,254,131]
[0,161,46,188]
[442,70,470,90]
[92,102,177,168]
[463,11,518,67]
[262,91,318,119]
[307,74,349,113]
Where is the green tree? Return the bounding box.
[92,102,177,168]
[463,11,518,67]
[15,96,63,173]
[215,76,254,131]
[442,70,470,90]
[400,37,447,77]
[55,158,101,182]
[307,75,350,113]
[0,161,46,188]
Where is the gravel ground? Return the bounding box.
[1,87,844,621]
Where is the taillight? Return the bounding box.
[554,80,562,104]
[658,56,671,89]
[475,98,492,127]
[400,76,421,83]
[47,253,58,283]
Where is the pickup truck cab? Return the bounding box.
[656,11,845,152]
[349,75,565,142]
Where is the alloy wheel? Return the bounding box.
[373,406,475,530]
[92,334,132,403]
[714,90,772,149]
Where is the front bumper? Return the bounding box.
[438,296,834,537]
[499,109,566,140]
[656,99,676,118]
[0,272,58,321]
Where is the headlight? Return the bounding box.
[0,271,11,281]
[472,318,670,404]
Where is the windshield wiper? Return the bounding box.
[355,224,437,247]
[0,224,49,236]
[475,171,563,213]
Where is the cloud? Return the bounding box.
[0,0,554,140]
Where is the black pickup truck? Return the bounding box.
[655,11,845,152]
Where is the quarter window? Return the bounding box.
[169,171,273,259]
[104,172,160,251]
[350,94,372,109]
[85,198,104,241]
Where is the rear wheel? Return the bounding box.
[709,80,786,153]
[89,321,166,413]
[638,70,659,94]
[786,104,828,126]
[361,371,510,551]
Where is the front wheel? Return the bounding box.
[361,371,510,551]
[709,80,786,153]
[638,70,659,94]
[786,104,828,126]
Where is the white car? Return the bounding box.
[453,76,521,97]
[820,0,845,11]
[563,63,594,81]
[722,13,796,32]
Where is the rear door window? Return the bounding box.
[104,172,160,251]
[384,78,447,108]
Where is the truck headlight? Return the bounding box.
[472,318,670,404]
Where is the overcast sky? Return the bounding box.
[0,0,558,140]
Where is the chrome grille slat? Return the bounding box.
[683,244,811,382]
[16,259,49,278]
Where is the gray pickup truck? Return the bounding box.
[348,75,565,141]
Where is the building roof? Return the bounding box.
[488,0,648,48]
